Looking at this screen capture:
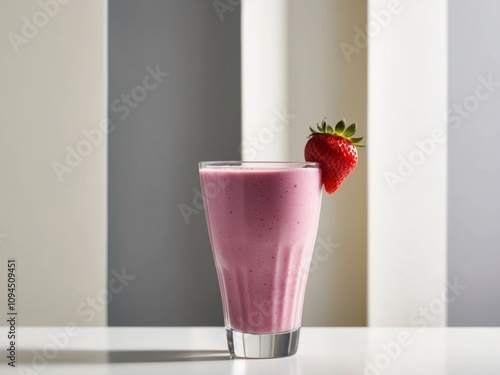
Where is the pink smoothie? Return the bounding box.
[200,166,322,334]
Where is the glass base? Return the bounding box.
[226,327,300,358]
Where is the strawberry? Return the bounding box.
[304,118,364,194]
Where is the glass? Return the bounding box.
[199,161,322,358]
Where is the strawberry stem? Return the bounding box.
[307,118,365,147]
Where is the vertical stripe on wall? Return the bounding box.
[448,0,500,326]
[368,0,447,326]
[0,0,107,326]
[108,0,241,326]
[243,0,368,326]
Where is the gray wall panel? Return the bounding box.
[108,0,241,325]
[448,0,500,326]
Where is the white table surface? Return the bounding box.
[1,327,499,374]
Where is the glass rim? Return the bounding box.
[199,161,320,169]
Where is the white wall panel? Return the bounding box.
[368,0,447,326]
[243,0,368,326]
[242,0,289,161]
[0,0,107,326]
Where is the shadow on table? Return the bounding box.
[11,349,231,364]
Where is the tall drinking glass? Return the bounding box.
[199,161,322,358]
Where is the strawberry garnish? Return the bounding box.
[304,118,364,194]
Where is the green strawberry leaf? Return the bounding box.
[343,123,357,137]
[350,137,363,143]
[335,119,346,134]
[308,127,318,137]
[327,125,334,134]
